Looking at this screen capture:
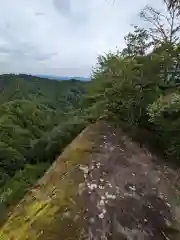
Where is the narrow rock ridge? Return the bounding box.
[78,122,180,239]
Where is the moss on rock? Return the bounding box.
[0,123,99,240]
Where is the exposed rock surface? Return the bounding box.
[1,121,180,239]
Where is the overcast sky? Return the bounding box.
[0,0,163,77]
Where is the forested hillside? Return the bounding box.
[0,74,89,221]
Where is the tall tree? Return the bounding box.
[140,2,180,45]
[121,26,151,57]
[166,0,180,9]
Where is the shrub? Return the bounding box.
[147,91,180,160]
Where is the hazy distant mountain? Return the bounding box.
[35,74,90,81]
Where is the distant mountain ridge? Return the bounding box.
[35,74,90,81]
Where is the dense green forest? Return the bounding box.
[0,74,90,221]
[1,0,180,225]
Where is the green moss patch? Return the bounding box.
[0,123,101,240]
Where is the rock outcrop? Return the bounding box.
[1,121,180,239]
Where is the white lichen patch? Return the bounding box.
[129,185,136,192]
[159,193,164,200]
[102,209,106,214]
[98,213,105,219]
[96,163,101,169]
[107,183,112,188]
[109,146,115,151]
[99,199,105,206]
[165,202,171,208]
[78,183,86,196]
[89,217,95,224]
[79,165,89,174]
[105,192,116,200]
[87,183,98,190]
[62,211,71,218]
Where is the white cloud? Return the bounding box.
[0,0,163,77]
